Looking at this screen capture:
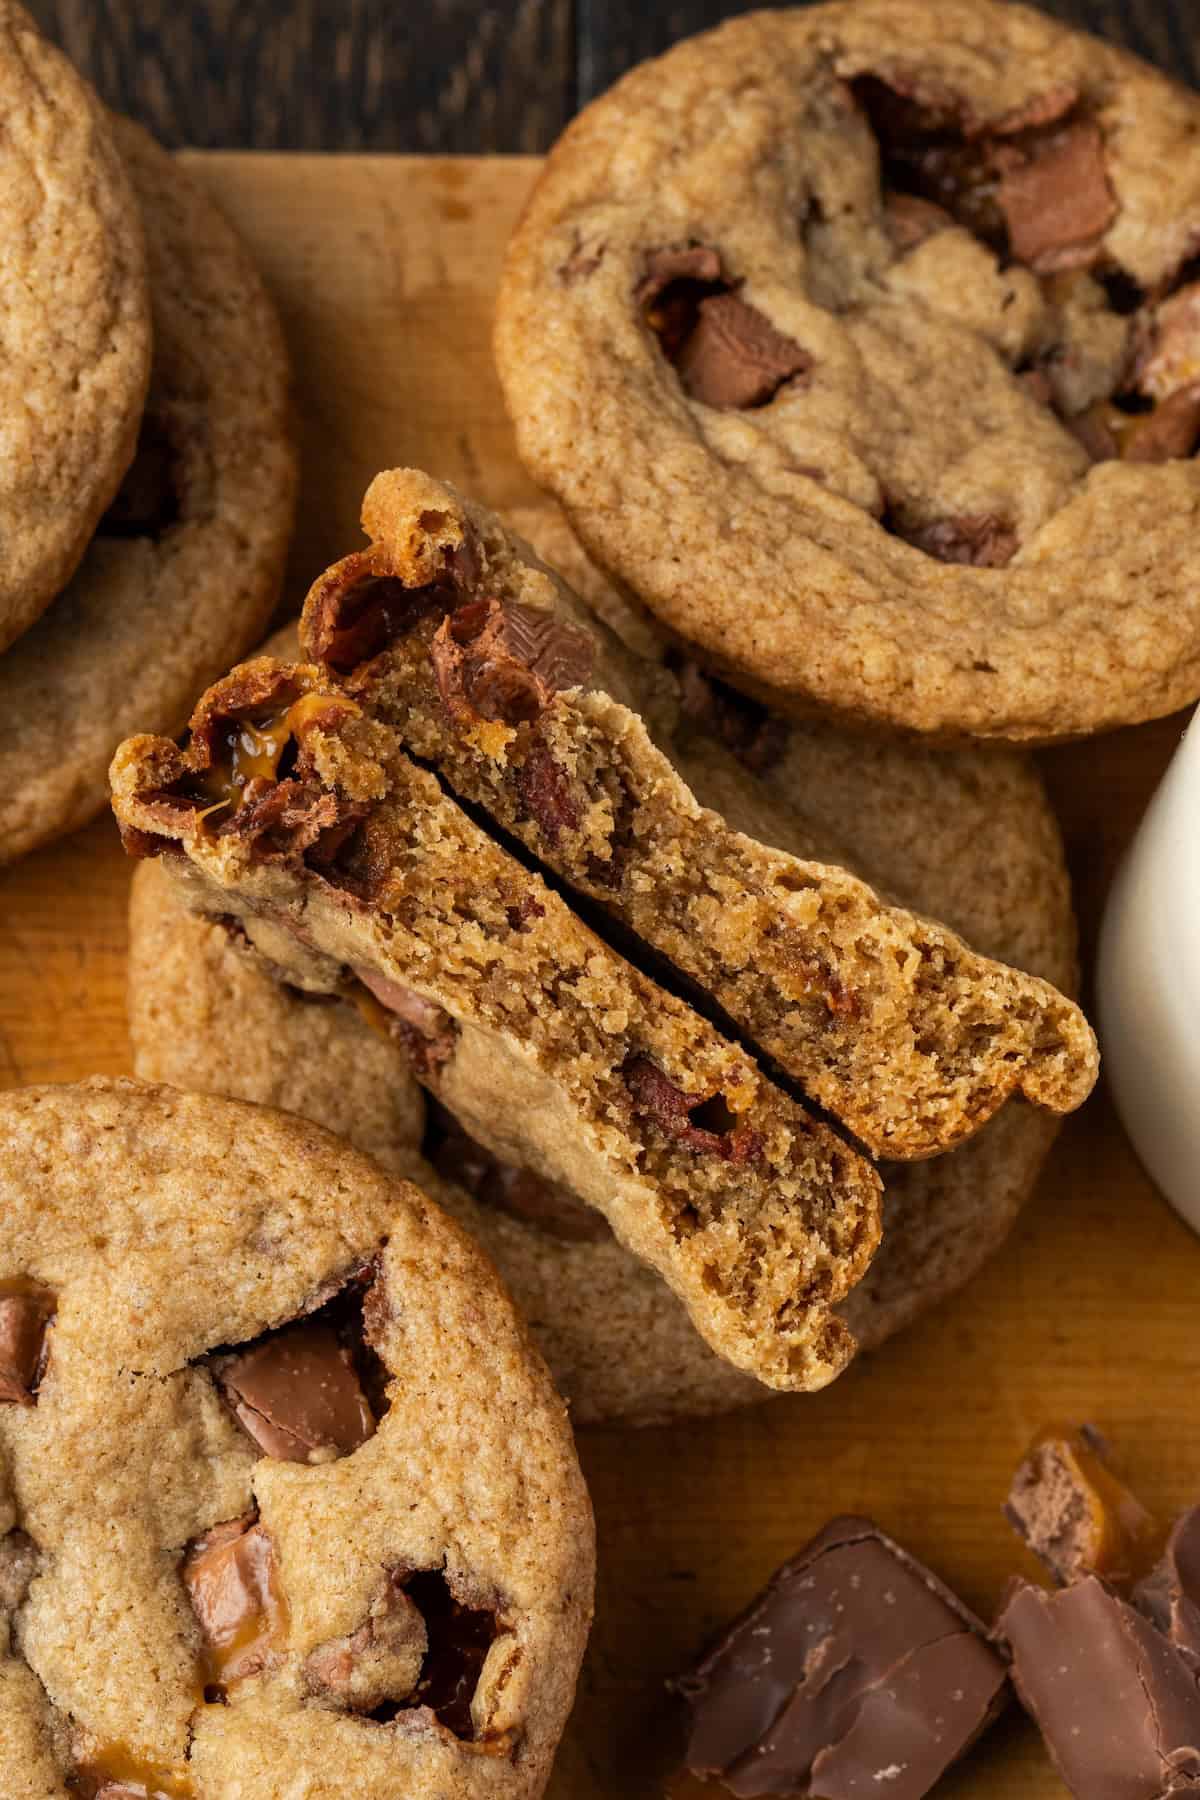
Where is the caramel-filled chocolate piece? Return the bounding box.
[216,1322,375,1463]
[0,1278,56,1405]
[999,1577,1200,1800]
[677,1516,1007,1798]
[73,1743,194,1799]
[1006,1423,1163,1588]
[1133,1504,1200,1666]
[181,1514,288,1687]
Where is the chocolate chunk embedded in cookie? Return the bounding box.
[496,0,1200,741]
[0,5,151,655]
[0,118,296,866]
[0,1079,592,1799]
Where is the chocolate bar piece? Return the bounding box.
[1134,1505,1200,1668]
[1005,1423,1163,1589]
[999,1576,1200,1799]
[676,1516,1007,1798]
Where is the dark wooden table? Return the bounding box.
[25,0,1199,152]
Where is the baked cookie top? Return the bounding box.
[0,118,297,866]
[0,1079,592,1799]
[496,0,1200,742]
[0,5,151,652]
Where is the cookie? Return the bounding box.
[112,648,886,1396]
[0,1078,592,1798]
[0,5,151,653]
[297,468,1096,1158]
[495,0,1200,742]
[0,118,296,865]
[125,530,1078,1423]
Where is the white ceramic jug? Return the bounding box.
[1098,708,1200,1228]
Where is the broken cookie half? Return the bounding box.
[110,658,882,1394]
[294,469,1096,1161]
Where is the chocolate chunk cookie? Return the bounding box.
[111,652,884,1395]
[0,118,296,865]
[496,0,1200,741]
[126,506,1080,1422]
[294,469,1095,1158]
[0,5,151,655]
[0,1079,592,1798]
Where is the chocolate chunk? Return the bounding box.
[999,1577,1200,1800]
[1133,1506,1200,1667]
[354,968,459,1077]
[428,1104,611,1245]
[216,1322,375,1462]
[0,1280,56,1405]
[623,1056,762,1164]
[678,1516,1007,1798]
[515,744,580,845]
[1068,399,1125,462]
[636,245,725,311]
[882,191,954,254]
[675,294,811,411]
[853,76,1004,247]
[1005,1424,1163,1589]
[306,556,451,673]
[432,597,594,730]
[673,659,790,776]
[404,1568,501,1740]
[181,1514,287,1688]
[995,122,1115,272]
[306,1571,428,1713]
[1122,384,1200,462]
[895,512,1018,568]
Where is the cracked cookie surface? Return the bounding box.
[0,1078,592,1798]
[496,0,1200,741]
[0,4,151,655]
[0,118,296,866]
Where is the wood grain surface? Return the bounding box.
[0,153,1197,1798]
[23,0,1199,150]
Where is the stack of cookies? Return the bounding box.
[0,1,296,867]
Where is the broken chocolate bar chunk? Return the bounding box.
[1133,1505,1200,1667]
[181,1513,288,1688]
[1005,1423,1163,1589]
[677,1516,1007,1798]
[999,1577,1200,1800]
[432,597,593,730]
[674,293,812,411]
[215,1321,375,1462]
[0,1279,56,1405]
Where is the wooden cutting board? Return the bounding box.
[0,154,1194,1798]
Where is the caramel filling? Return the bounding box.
[198,692,344,815]
[181,1516,290,1691]
[1033,1423,1165,1584]
[71,1744,194,1799]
